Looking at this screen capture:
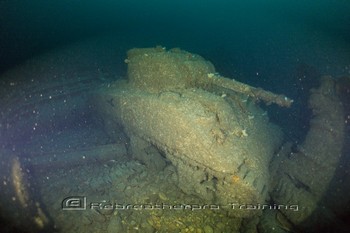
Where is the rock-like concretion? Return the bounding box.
[269,76,346,230]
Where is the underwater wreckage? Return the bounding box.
[93,46,290,218]
[0,45,347,232]
[93,47,347,231]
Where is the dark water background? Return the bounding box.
[1,0,350,78]
[1,0,350,141]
